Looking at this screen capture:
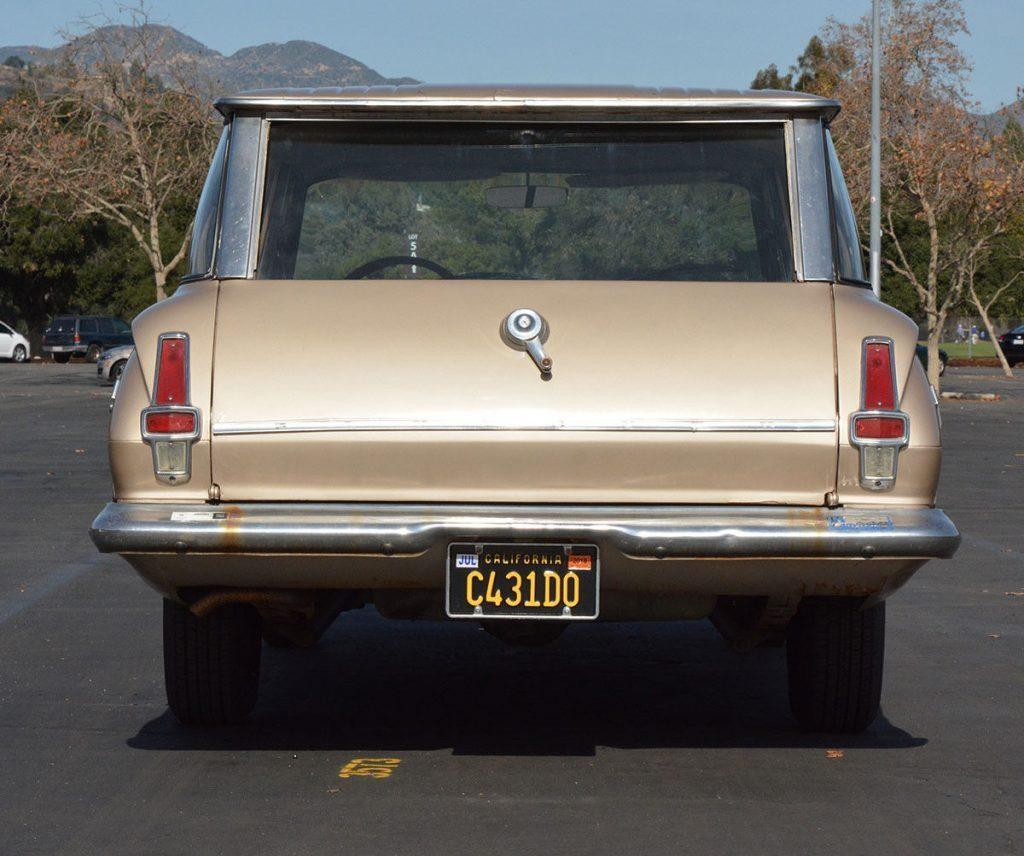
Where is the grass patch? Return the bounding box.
[923,341,997,359]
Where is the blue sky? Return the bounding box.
[2,0,1020,112]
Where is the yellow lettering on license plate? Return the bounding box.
[465,568,581,610]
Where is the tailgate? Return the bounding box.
[210,279,838,503]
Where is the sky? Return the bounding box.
[1,0,1020,112]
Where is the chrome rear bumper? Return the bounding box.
[91,502,960,561]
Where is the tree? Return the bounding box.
[0,6,218,304]
[752,2,1024,387]
[750,36,851,94]
[813,0,1013,388]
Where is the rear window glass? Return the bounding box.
[258,123,795,282]
[52,317,75,332]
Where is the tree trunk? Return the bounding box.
[970,289,1013,378]
[924,290,942,391]
[926,326,943,390]
[154,268,167,303]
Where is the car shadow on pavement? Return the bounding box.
[128,610,926,755]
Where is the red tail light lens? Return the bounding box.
[74,333,81,344]
[144,411,197,434]
[853,415,906,439]
[863,341,895,409]
[141,333,199,484]
[155,336,187,404]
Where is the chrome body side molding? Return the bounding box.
[211,418,839,436]
[92,502,960,561]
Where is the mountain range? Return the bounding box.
[1,25,1019,126]
[0,24,418,94]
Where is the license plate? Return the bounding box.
[446,542,599,620]
[1014,338,1023,345]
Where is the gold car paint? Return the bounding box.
[832,283,940,505]
[208,279,840,504]
[108,281,217,500]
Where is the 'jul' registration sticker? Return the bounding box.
[567,554,593,571]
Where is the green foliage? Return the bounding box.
[751,36,851,94]
[293,175,768,282]
[0,192,194,338]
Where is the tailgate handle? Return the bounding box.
[503,309,553,375]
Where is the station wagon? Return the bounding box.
[91,85,960,732]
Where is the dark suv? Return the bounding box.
[43,315,133,363]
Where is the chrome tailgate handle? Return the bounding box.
[503,308,552,374]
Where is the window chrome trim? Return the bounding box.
[215,115,264,279]
[211,417,837,435]
[791,117,835,282]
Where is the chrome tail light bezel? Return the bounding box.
[140,332,201,485]
[849,337,910,491]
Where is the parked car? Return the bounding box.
[997,325,1024,366]
[915,343,948,377]
[96,345,134,384]
[0,320,30,363]
[90,85,960,733]
[43,315,133,363]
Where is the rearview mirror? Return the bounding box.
[486,184,567,209]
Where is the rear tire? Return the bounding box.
[110,359,127,382]
[163,599,262,726]
[12,345,26,363]
[85,343,102,362]
[786,598,885,733]
[53,353,71,363]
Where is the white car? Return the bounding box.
[0,321,30,362]
[96,344,134,383]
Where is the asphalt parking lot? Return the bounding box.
[1,361,1021,855]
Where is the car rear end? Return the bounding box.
[91,86,959,731]
[43,316,82,358]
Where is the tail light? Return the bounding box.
[74,332,81,344]
[140,332,200,484]
[850,337,909,490]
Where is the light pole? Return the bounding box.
[869,0,882,299]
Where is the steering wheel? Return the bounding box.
[345,255,456,280]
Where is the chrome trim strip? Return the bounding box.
[215,91,840,119]
[215,115,262,279]
[211,417,838,435]
[91,502,961,561]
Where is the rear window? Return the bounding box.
[258,123,795,282]
[52,317,75,332]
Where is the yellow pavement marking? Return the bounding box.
[338,758,401,780]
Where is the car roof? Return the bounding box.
[215,84,840,121]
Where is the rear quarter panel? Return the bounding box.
[833,284,941,506]
[108,282,217,500]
